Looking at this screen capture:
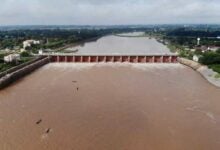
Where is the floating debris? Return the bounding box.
[36,119,42,125]
[45,128,51,134]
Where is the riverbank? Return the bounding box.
[0,56,50,89]
[178,57,220,88]
[55,36,104,52]
[114,33,148,38]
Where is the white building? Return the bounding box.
[20,48,26,53]
[4,54,20,63]
[38,50,43,55]
[23,40,40,49]
[193,55,199,62]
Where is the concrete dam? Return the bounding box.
[0,54,178,89]
[47,54,178,63]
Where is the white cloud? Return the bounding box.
[0,0,220,25]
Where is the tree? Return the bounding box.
[20,51,30,57]
[199,52,220,65]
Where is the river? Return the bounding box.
[65,33,171,55]
[0,35,220,150]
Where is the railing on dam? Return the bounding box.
[42,54,178,63]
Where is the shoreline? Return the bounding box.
[54,36,105,52]
[0,56,50,89]
[114,34,148,38]
[178,57,220,88]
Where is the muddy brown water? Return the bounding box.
[0,63,220,150]
[67,35,172,55]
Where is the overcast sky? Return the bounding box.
[0,0,220,25]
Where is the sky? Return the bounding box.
[0,0,220,25]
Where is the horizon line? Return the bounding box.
[1,24,220,27]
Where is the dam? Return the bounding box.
[46,54,178,63]
[1,34,220,150]
[0,32,178,89]
[49,33,177,63]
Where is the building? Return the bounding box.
[4,54,20,63]
[194,45,220,53]
[23,40,40,49]
[38,50,43,55]
[193,55,199,62]
[194,46,210,53]
[20,48,26,53]
[209,46,220,52]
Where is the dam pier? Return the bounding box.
[0,53,178,89]
[46,54,178,63]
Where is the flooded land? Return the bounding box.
[0,35,220,150]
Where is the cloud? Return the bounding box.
[0,0,220,25]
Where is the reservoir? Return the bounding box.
[0,35,220,150]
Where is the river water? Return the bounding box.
[0,35,220,150]
[66,34,171,55]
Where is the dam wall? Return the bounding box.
[178,57,220,88]
[0,57,50,89]
[177,57,202,70]
[49,55,178,63]
[0,54,178,89]
[0,56,48,78]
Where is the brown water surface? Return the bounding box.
[67,34,171,55]
[0,63,220,150]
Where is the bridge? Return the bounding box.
[41,53,178,63]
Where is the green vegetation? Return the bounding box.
[151,27,220,74]
[199,50,220,73]
[1,25,220,74]
[167,44,177,53]
[208,64,220,74]
[0,50,34,73]
[199,52,220,65]
[0,27,150,73]
[0,63,15,72]
[0,28,148,51]
[0,56,35,72]
[215,73,220,79]
[20,55,34,63]
[20,51,30,57]
[179,50,194,60]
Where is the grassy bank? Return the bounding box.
[199,51,220,74]
[0,55,36,73]
[0,63,15,72]
[209,64,220,74]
